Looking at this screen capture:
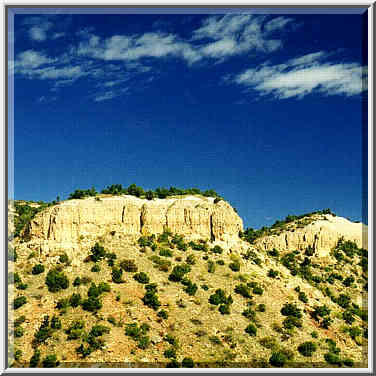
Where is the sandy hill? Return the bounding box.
[8,196,368,369]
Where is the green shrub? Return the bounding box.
[159,248,173,257]
[33,316,52,346]
[184,281,198,296]
[207,260,216,273]
[32,264,45,275]
[59,253,69,264]
[252,286,264,295]
[324,352,342,366]
[13,296,27,310]
[29,350,40,367]
[90,325,110,337]
[311,305,331,321]
[298,341,317,357]
[8,272,21,285]
[216,259,225,265]
[201,284,209,291]
[229,260,240,272]
[211,245,223,254]
[209,289,230,305]
[14,326,24,338]
[283,316,302,329]
[137,335,150,349]
[343,358,354,367]
[14,315,26,327]
[111,267,123,283]
[182,357,194,367]
[73,277,81,287]
[50,316,62,330]
[69,293,82,308]
[89,243,106,262]
[56,298,69,313]
[120,259,138,272]
[311,331,318,338]
[269,351,287,367]
[91,264,101,273]
[164,347,177,359]
[219,304,231,315]
[268,248,280,257]
[343,276,355,287]
[281,303,302,318]
[245,324,257,336]
[157,310,168,319]
[14,349,22,361]
[257,304,266,312]
[45,268,69,292]
[268,269,278,278]
[42,354,60,368]
[242,308,256,321]
[343,310,355,325]
[169,264,191,282]
[133,272,150,284]
[348,326,362,340]
[234,284,251,298]
[298,291,308,303]
[82,296,102,312]
[142,291,161,310]
[259,337,277,349]
[16,282,28,290]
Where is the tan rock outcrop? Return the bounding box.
[253,214,368,256]
[25,195,243,244]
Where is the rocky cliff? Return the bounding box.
[25,195,243,244]
[253,214,367,257]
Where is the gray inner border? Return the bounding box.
[4,4,373,375]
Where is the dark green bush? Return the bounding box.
[269,351,287,367]
[137,335,150,349]
[89,243,106,262]
[33,316,52,347]
[169,264,191,282]
[133,272,150,284]
[29,350,40,367]
[42,354,60,368]
[268,269,279,278]
[343,358,354,367]
[298,291,308,303]
[59,253,69,264]
[182,357,194,367]
[245,324,257,336]
[207,260,216,273]
[253,286,264,295]
[234,284,252,298]
[209,289,229,305]
[14,315,26,327]
[157,310,168,319]
[184,281,198,296]
[311,331,318,338]
[14,326,24,338]
[337,294,351,309]
[32,264,45,275]
[142,291,161,310]
[164,347,177,359]
[16,282,28,290]
[211,245,223,254]
[69,293,82,308]
[111,267,124,283]
[8,272,21,285]
[45,268,69,292]
[73,277,81,287]
[82,296,102,312]
[257,304,266,312]
[120,259,138,272]
[281,303,302,318]
[324,352,342,366]
[216,259,225,265]
[242,308,256,321]
[298,341,317,357]
[201,284,209,291]
[91,264,101,273]
[342,310,355,325]
[90,325,110,337]
[13,296,27,310]
[343,276,355,287]
[283,316,302,329]
[268,248,280,257]
[159,248,173,257]
[51,316,62,330]
[311,305,331,321]
[229,260,240,272]
[219,304,231,315]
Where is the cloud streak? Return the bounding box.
[232,51,367,99]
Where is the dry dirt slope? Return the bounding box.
[8,196,368,368]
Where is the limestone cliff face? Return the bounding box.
[25,195,243,243]
[253,215,368,257]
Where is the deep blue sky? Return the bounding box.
[10,10,368,229]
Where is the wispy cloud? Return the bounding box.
[231,51,367,99]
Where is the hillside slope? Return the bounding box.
[8,197,368,368]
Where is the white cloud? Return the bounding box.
[52,32,66,40]
[14,50,55,69]
[29,22,53,42]
[94,87,129,102]
[264,16,293,33]
[232,51,367,99]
